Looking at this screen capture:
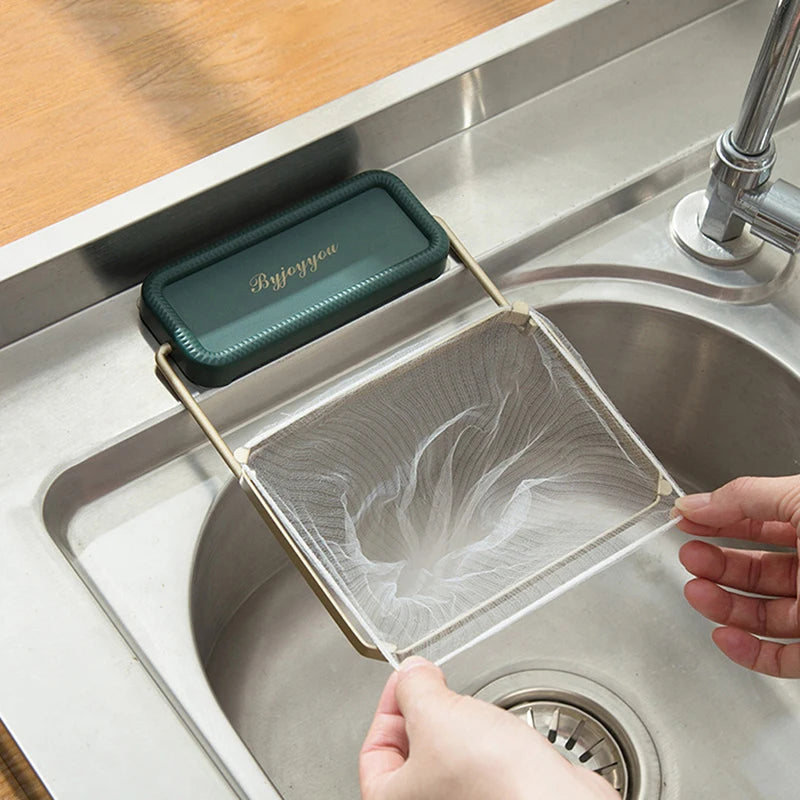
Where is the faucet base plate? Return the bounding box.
[671,190,763,266]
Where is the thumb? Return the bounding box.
[394,657,453,724]
[675,475,800,530]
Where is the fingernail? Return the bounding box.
[675,493,711,514]
[399,656,430,673]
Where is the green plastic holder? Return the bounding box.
[140,170,449,386]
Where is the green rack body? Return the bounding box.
[140,170,449,386]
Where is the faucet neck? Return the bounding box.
[732,0,800,157]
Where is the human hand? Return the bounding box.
[675,475,800,677]
[359,657,618,800]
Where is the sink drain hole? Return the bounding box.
[507,699,628,795]
[473,669,661,800]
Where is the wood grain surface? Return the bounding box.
[0,0,551,796]
[0,722,50,800]
[2,0,551,247]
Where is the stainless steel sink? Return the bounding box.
[31,187,800,799]
[194,290,800,800]
[7,2,800,798]
[32,117,800,800]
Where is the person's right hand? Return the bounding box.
[359,657,617,800]
[674,475,800,677]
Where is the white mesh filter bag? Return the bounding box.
[243,308,680,666]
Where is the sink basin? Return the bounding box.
[193,295,800,799]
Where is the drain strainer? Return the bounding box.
[509,699,628,794]
[473,669,661,800]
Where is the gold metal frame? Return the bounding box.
[154,220,517,662]
[155,344,381,657]
[154,219,672,663]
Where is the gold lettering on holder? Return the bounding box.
[250,243,339,294]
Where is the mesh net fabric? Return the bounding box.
[244,309,679,666]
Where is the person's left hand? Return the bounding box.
[675,475,800,677]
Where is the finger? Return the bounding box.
[674,516,799,547]
[680,540,798,596]
[359,671,408,798]
[711,627,800,678]
[684,578,800,637]
[373,669,402,716]
[675,476,800,530]
[394,657,455,728]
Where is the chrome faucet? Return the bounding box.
[674,0,800,262]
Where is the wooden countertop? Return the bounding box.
[0,0,550,796]
[1,722,49,800]
[1,0,550,248]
